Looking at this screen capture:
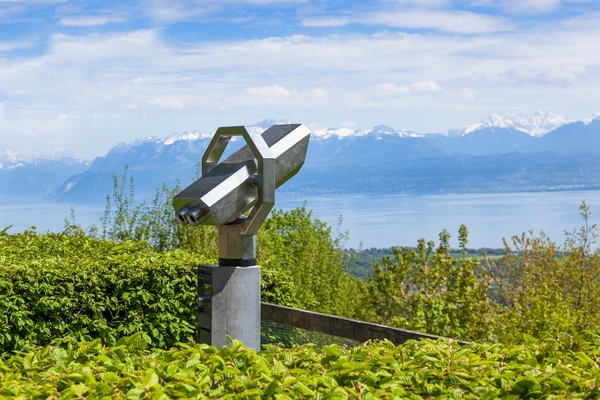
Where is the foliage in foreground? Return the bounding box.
[10,165,600,349]
[77,166,600,344]
[2,332,600,399]
[364,202,600,344]
[90,168,600,344]
[0,228,296,354]
[79,167,364,319]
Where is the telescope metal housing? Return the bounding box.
[173,122,310,351]
[173,124,311,234]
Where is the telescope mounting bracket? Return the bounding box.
[202,126,276,237]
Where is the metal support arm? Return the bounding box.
[203,126,276,238]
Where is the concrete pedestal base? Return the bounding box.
[197,265,261,351]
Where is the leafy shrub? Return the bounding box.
[366,225,495,342]
[258,206,367,318]
[90,168,364,318]
[43,166,600,346]
[1,332,600,398]
[483,202,600,343]
[366,204,600,344]
[0,228,296,354]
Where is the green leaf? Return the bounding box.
[144,370,160,388]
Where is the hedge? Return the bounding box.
[0,229,295,354]
[1,332,600,398]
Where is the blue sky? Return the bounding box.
[1,0,600,157]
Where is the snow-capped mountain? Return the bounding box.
[104,120,277,157]
[521,117,600,154]
[311,111,580,140]
[448,111,573,137]
[46,121,447,203]
[311,124,426,140]
[6,113,600,205]
[0,148,90,202]
[0,148,90,166]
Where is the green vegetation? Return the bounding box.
[363,203,600,343]
[2,332,600,399]
[345,247,506,279]
[0,227,295,354]
[3,167,600,396]
[4,168,600,346]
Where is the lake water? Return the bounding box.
[2,190,600,249]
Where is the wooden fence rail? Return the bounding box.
[261,303,469,346]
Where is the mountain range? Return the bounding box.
[2,111,600,205]
[0,150,90,203]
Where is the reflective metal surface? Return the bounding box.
[218,217,257,263]
[173,124,311,232]
[180,123,310,350]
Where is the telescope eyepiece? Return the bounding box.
[176,205,191,226]
[176,204,210,226]
[186,206,209,226]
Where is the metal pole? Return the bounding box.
[196,217,261,351]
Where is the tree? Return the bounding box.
[258,206,366,318]
[483,201,600,342]
[367,226,494,341]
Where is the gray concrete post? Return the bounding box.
[197,265,261,351]
[196,219,261,351]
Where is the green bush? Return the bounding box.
[258,206,367,318]
[0,228,296,354]
[482,201,600,343]
[366,226,495,342]
[2,332,600,399]
[87,169,352,315]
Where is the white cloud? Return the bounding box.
[0,0,66,19]
[505,0,561,13]
[145,0,216,22]
[0,41,32,52]
[460,88,476,99]
[247,84,293,97]
[57,112,79,120]
[471,0,593,14]
[300,17,350,28]
[375,81,442,96]
[2,10,600,155]
[397,0,451,6]
[145,98,185,109]
[59,15,126,27]
[302,10,513,33]
[412,80,442,92]
[311,88,328,98]
[375,83,412,96]
[226,0,309,3]
[145,0,307,23]
[48,30,162,63]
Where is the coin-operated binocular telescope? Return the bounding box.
[173,124,311,350]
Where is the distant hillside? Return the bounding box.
[0,153,89,203]
[521,119,600,155]
[46,135,214,204]
[344,247,507,279]
[46,116,600,204]
[3,112,600,205]
[426,127,536,156]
